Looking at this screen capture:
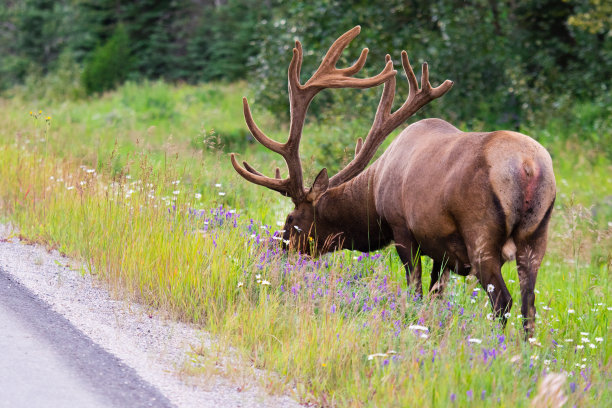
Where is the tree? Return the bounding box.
[81,24,131,94]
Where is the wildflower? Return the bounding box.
[504,312,511,318]
[508,279,515,283]
[487,313,494,320]
[595,337,603,342]
[215,183,221,187]
[195,193,202,200]
[580,332,589,336]
[487,284,495,293]
[237,281,243,288]
[367,353,388,360]
[528,337,539,344]
[66,186,74,190]
[86,168,95,174]
[565,339,574,343]
[581,337,589,343]
[173,190,180,195]
[588,344,596,349]
[568,309,575,314]
[261,280,271,286]
[542,306,551,311]
[450,393,456,402]
[45,116,51,121]
[219,192,226,196]
[576,345,584,350]
[534,289,540,294]
[276,221,283,226]
[172,180,180,185]
[408,325,429,332]
[468,338,482,344]
[466,390,473,400]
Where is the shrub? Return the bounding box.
[82,25,131,95]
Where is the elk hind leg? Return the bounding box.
[467,238,512,326]
[516,232,548,339]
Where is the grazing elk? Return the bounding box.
[230,26,556,336]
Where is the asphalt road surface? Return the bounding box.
[0,267,173,408]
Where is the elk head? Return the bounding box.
[230,26,452,254]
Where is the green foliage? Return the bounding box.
[251,0,611,128]
[0,0,611,137]
[82,25,131,95]
[186,0,269,82]
[568,0,612,34]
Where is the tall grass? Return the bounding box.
[0,82,610,406]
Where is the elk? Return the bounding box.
[230,26,556,336]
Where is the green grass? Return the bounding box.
[0,81,610,407]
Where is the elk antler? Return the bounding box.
[328,52,454,187]
[231,26,396,203]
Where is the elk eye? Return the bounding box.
[287,215,294,223]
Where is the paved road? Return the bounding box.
[0,268,173,408]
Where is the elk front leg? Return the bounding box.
[429,259,450,296]
[393,230,423,298]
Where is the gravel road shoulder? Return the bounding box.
[0,225,301,408]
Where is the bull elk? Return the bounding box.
[230,26,556,336]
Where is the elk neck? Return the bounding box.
[313,168,393,252]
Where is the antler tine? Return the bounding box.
[337,48,369,76]
[318,26,362,71]
[354,137,363,157]
[401,51,419,101]
[243,98,284,154]
[230,154,291,195]
[288,41,304,91]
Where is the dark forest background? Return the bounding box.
[1,0,610,131]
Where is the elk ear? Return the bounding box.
[306,168,329,202]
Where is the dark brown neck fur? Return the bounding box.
[314,168,392,252]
